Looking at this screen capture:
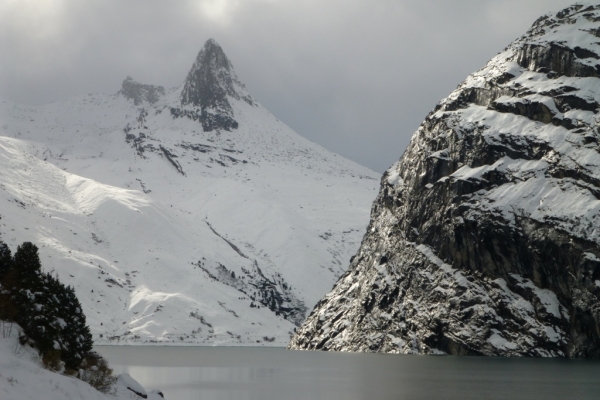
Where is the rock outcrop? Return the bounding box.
[289,3,600,357]
[119,76,165,105]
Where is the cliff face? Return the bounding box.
[289,3,600,357]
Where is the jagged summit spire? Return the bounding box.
[178,39,254,132]
[181,39,233,105]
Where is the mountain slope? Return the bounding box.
[0,40,379,345]
[289,3,600,357]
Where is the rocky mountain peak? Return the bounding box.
[178,39,254,132]
[289,3,600,358]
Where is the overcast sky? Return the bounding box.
[0,0,583,172]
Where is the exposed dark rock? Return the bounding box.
[119,77,165,105]
[491,97,556,123]
[126,387,147,399]
[200,221,307,326]
[159,145,185,176]
[289,3,600,357]
[518,43,600,78]
[178,141,216,153]
[205,221,249,259]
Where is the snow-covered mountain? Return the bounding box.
[0,39,379,345]
[290,2,600,357]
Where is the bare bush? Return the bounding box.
[78,352,116,394]
[42,349,64,372]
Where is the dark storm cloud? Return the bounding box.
[0,0,582,172]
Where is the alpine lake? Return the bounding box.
[95,346,600,400]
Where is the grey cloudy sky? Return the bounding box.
[0,0,583,172]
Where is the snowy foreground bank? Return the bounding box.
[0,323,164,400]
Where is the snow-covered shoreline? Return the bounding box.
[0,321,165,399]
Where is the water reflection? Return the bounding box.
[96,346,600,400]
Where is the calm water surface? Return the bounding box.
[96,346,600,400]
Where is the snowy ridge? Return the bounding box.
[0,39,379,345]
[290,3,600,357]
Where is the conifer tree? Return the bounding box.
[13,242,42,289]
[58,283,93,369]
[0,240,16,321]
[4,241,94,371]
[11,243,48,356]
[0,241,12,281]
